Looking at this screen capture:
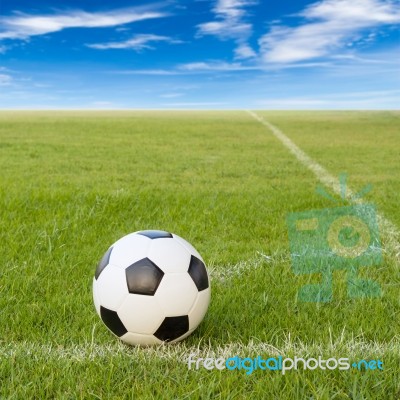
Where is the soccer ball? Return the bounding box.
[93,230,210,345]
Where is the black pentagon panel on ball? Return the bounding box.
[154,316,189,342]
[95,247,113,280]
[126,258,164,295]
[137,230,173,239]
[188,255,209,291]
[100,306,127,337]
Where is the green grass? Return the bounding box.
[0,111,399,399]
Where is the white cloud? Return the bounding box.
[259,0,400,63]
[87,34,180,51]
[114,69,181,75]
[110,61,260,75]
[198,20,252,40]
[113,60,331,75]
[160,93,184,98]
[234,43,256,59]
[198,0,256,59]
[0,73,13,86]
[0,7,167,40]
[256,89,400,109]
[302,0,399,23]
[178,61,258,72]
[180,60,334,72]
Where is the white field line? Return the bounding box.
[246,110,400,260]
[1,336,398,362]
[208,257,266,283]
[208,252,290,283]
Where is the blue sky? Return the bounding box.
[0,0,399,109]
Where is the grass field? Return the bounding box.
[0,110,399,399]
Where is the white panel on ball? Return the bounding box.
[121,332,162,346]
[172,234,204,262]
[118,295,165,335]
[147,238,191,273]
[96,264,129,310]
[155,273,198,315]
[92,278,101,315]
[109,233,151,269]
[188,288,211,330]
